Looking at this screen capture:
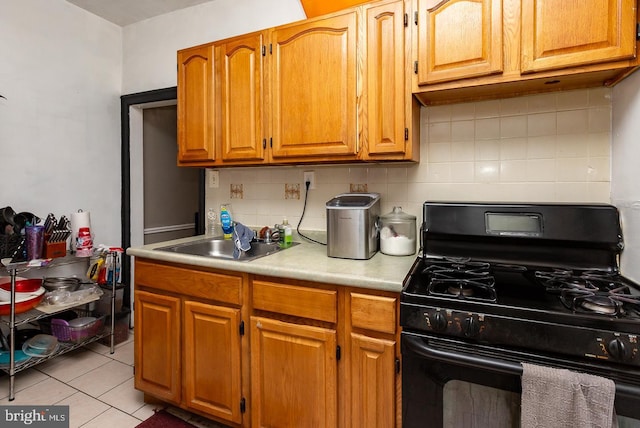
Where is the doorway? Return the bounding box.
[121,87,205,310]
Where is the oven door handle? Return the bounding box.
[404,335,640,399]
[404,335,520,375]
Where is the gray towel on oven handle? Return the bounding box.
[521,362,617,428]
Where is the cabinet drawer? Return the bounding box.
[135,259,242,305]
[252,280,337,323]
[350,292,397,335]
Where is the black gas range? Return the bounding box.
[400,202,640,426]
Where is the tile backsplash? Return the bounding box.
[206,88,612,231]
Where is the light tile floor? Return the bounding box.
[0,331,224,428]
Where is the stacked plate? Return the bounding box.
[22,334,58,358]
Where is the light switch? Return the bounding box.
[208,170,219,188]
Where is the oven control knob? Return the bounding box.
[607,338,631,361]
[462,316,480,338]
[430,312,448,332]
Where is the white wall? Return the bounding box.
[612,71,640,282]
[0,0,122,247]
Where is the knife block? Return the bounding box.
[43,236,66,259]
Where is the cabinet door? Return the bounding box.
[134,290,181,403]
[218,32,267,162]
[177,44,216,163]
[184,301,243,424]
[250,316,338,427]
[350,333,397,428]
[270,11,358,160]
[364,0,408,156]
[521,0,637,73]
[416,0,503,85]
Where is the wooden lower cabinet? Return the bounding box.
[134,290,181,404]
[184,301,243,423]
[349,333,397,427]
[134,260,401,427]
[250,317,338,427]
[134,260,246,426]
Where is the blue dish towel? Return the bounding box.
[233,222,255,258]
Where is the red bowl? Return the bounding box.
[0,278,42,293]
[0,287,45,315]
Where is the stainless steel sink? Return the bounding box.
[154,237,298,261]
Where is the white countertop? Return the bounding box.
[126,235,416,293]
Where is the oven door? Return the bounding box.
[402,331,640,428]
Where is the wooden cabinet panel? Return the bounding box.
[177,44,215,163]
[417,0,503,85]
[350,292,397,334]
[134,290,181,403]
[135,259,243,305]
[252,280,337,323]
[301,0,370,18]
[350,333,397,428]
[184,301,242,423]
[270,11,358,159]
[250,316,338,427]
[521,0,637,73]
[364,0,409,156]
[218,32,266,162]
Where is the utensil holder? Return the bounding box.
[43,234,66,258]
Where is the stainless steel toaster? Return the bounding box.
[326,193,380,259]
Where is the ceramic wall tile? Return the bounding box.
[450,102,475,121]
[450,162,475,183]
[452,120,475,141]
[426,104,451,123]
[500,96,528,116]
[474,118,500,140]
[527,112,557,137]
[527,135,557,159]
[476,140,501,161]
[428,142,452,162]
[475,99,501,118]
[500,138,527,160]
[589,106,612,133]
[557,109,589,134]
[500,115,528,138]
[528,92,557,113]
[556,133,589,158]
[206,88,611,231]
[428,121,452,142]
[451,141,476,161]
[557,90,589,110]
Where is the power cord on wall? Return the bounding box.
[297,180,326,246]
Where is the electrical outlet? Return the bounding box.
[208,170,219,189]
[303,171,316,189]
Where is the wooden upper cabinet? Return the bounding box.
[270,11,358,160]
[300,0,370,17]
[364,0,409,157]
[177,44,215,163]
[217,32,266,163]
[417,0,503,85]
[521,0,637,74]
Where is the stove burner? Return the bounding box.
[447,285,475,297]
[421,258,497,302]
[579,296,619,315]
[554,278,640,316]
